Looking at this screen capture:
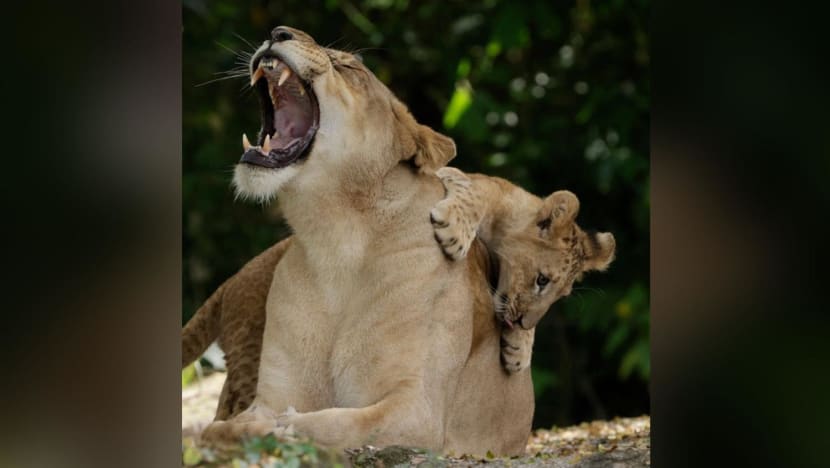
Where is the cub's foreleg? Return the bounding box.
[429,167,486,260]
[500,326,535,374]
[430,168,535,374]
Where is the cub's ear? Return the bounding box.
[412,124,456,174]
[582,231,616,272]
[536,190,579,237]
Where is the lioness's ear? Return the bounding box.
[582,231,616,272]
[536,190,579,237]
[412,125,456,174]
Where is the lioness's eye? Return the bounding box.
[536,273,550,287]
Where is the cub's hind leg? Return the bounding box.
[208,237,293,421]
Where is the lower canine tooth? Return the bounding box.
[278,68,291,87]
[242,133,252,150]
[263,134,272,152]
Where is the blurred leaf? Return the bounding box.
[443,84,472,129]
[604,323,630,356]
[619,338,649,380]
[182,444,202,466]
[182,363,197,388]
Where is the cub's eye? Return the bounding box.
[536,273,550,288]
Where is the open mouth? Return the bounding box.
[240,54,319,168]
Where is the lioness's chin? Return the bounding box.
[232,163,300,203]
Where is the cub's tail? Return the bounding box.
[181,280,227,368]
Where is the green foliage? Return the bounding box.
[182,363,197,388]
[184,0,649,427]
[182,434,343,467]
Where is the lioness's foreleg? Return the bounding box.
[273,392,442,450]
[200,403,291,447]
[202,393,441,450]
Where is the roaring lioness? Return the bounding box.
[183,176,615,422]
[199,26,533,456]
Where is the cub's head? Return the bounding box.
[493,191,616,330]
[233,26,455,202]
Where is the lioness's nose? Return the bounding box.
[272,27,294,42]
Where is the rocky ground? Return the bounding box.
[182,372,650,467]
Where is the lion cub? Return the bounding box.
[430,167,616,373]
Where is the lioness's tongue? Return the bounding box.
[273,85,313,145]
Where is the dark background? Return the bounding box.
[3,1,829,467]
[183,0,650,429]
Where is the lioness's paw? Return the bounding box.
[500,327,535,374]
[431,167,479,261]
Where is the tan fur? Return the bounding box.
[197,26,532,456]
[182,238,292,419]
[431,167,616,373]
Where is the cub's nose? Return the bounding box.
[272,27,294,42]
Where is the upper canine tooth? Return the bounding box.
[251,67,264,86]
[242,133,252,151]
[278,68,291,87]
[263,134,272,152]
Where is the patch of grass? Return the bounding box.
[182,364,197,388]
[182,434,346,467]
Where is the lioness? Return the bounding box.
[183,25,613,456]
[198,26,530,455]
[182,170,616,419]
[430,167,616,373]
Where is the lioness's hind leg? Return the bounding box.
[500,327,535,374]
[430,167,483,261]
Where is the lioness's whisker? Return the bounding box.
[215,41,251,59]
[324,36,346,49]
[349,46,386,55]
[213,69,249,76]
[195,74,249,87]
[232,32,257,51]
[215,43,238,57]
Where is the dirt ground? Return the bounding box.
[182,372,650,467]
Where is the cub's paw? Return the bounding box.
[430,201,476,261]
[430,167,479,261]
[500,327,535,374]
